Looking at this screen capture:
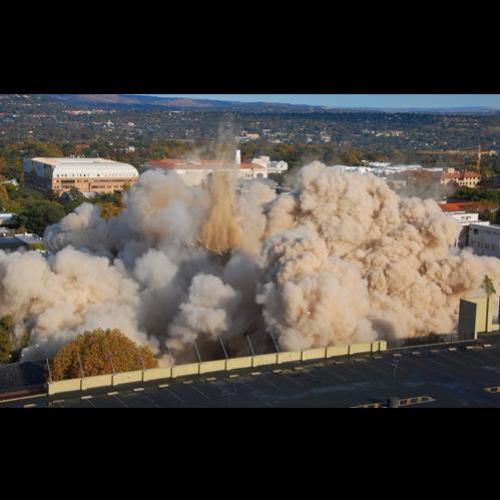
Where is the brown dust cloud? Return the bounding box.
[0,161,498,364]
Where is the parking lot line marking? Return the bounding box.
[112,395,129,408]
[189,384,211,400]
[107,391,119,396]
[466,345,483,351]
[362,362,393,378]
[323,365,348,381]
[473,349,500,363]
[422,356,449,368]
[259,375,282,392]
[341,363,366,377]
[86,398,97,408]
[278,372,306,389]
[435,352,469,367]
[166,387,186,404]
[0,393,46,404]
[380,359,409,373]
[158,384,169,389]
[133,387,144,392]
[142,393,160,407]
[23,403,37,408]
[81,395,93,400]
[452,349,490,366]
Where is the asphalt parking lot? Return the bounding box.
[4,335,500,408]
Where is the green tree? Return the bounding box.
[0,183,9,211]
[341,149,362,165]
[0,331,12,363]
[13,199,66,235]
[481,275,497,333]
[61,188,86,214]
[0,316,14,364]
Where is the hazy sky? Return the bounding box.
[149,94,500,109]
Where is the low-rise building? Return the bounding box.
[444,211,483,247]
[468,222,500,258]
[23,157,139,196]
[0,213,14,226]
[251,155,288,174]
[440,168,482,188]
[142,154,267,187]
[0,232,43,252]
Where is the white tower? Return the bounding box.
[235,149,241,165]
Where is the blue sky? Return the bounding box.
[148,94,500,109]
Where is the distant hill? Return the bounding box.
[44,95,500,115]
[47,94,329,113]
[348,106,499,114]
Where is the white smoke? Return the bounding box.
[0,163,498,364]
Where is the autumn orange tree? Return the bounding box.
[50,328,158,381]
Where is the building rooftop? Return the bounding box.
[144,159,266,171]
[439,201,491,213]
[31,157,133,168]
[442,170,481,180]
[28,158,139,179]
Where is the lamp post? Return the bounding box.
[387,360,400,408]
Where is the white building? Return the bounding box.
[444,211,482,247]
[143,152,267,187]
[251,155,288,174]
[468,222,500,258]
[440,167,482,188]
[23,157,139,196]
[448,212,481,225]
[0,213,14,226]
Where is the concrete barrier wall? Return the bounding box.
[82,374,113,390]
[378,340,388,352]
[226,356,253,370]
[46,339,393,395]
[349,342,372,355]
[277,351,301,364]
[48,378,82,395]
[302,347,326,361]
[326,345,349,358]
[112,370,143,386]
[252,353,278,367]
[143,367,172,382]
[199,359,227,374]
[171,363,200,379]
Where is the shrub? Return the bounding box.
[0,315,14,363]
[0,330,12,363]
[51,328,158,381]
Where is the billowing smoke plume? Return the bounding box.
[0,162,498,363]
